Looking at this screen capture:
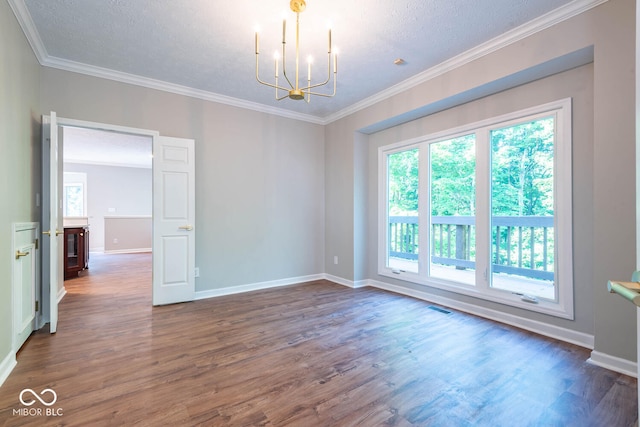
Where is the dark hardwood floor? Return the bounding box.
[0,253,637,426]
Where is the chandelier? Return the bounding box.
[255,0,337,102]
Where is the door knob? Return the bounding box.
[178,225,194,231]
[43,229,63,236]
[15,250,30,259]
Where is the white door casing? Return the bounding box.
[152,136,196,305]
[42,116,194,315]
[42,113,63,334]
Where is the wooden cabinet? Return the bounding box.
[64,226,89,280]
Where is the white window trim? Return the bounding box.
[63,171,88,217]
[378,98,573,319]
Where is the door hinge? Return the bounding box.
[35,301,39,312]
[34,238,38,250]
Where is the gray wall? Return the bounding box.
[104,217,152,253]
[324,0,636,362]
[366,64,594,334]
[40,70,326,291]
[0,0,41,373]
[64,163,152,251]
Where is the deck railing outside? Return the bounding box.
[389,215,554,281]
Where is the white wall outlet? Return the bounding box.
[113,238,118,244]
[334,256,338,265]
[108,207,116,213]
[194,267,200,278]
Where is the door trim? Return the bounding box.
[42,116,160,317]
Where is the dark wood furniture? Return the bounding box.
[64,226,89,280]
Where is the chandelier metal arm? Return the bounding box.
[303,77,337,98]
[301,52,333,90]
[256,54,292,92]
[276,91,292,101]
[254,0,338,102]
[280,42,295,90]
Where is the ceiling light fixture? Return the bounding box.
[255,0,337,102]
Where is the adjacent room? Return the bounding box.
[1,0,638,425]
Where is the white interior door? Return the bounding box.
[42,112,63,333]
[152,136,196,305]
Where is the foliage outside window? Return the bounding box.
[378,99,573,319]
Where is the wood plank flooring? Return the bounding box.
[0,252,637,426]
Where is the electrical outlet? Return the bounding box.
[194,267,200,278]
[113,238,118,244]
[334,256,338,265]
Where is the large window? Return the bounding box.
[386,148,419,274]
[429,134,476,285]
[378,99,573,318]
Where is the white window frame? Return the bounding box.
[378,98,573,319]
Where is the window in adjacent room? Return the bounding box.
[63,172,87,217]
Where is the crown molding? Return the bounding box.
[41,56,326,125]
[9,0,607,126]
[7,0,48,61]
[323,0,608,124]
[6,0,324,124]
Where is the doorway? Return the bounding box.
[62,126,153,259]
[42,114,196,334]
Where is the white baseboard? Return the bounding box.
[57,286,67,303]
[365,278,594,349]
[193,273,637,376]
[324,274,595,349]
[323,274,354,288]
[205,272,595,351]
[323,274,369,289]
[195,274,325,300]
[103,248,151,254]
[588,351,638,378]
[0,351,17,388]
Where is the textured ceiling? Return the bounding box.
[12,0,585,122]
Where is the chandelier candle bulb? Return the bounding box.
[282,19,286,44]
[255,31,259,54]
[329,28,332,53]
[274,53,278,77]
